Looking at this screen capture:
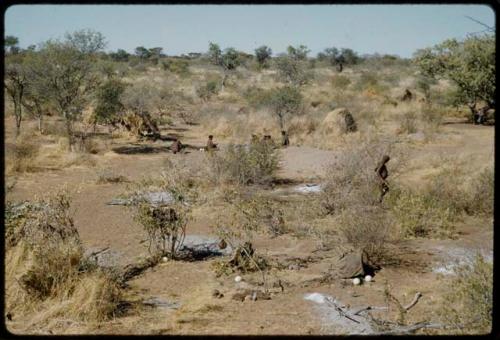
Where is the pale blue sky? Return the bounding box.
[5,4,495,58]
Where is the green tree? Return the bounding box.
[208,42,222,65]
[28,32,103,149]
[323,47,340,66]
[221,47,241,71]
[275,56,310,86]
[110,49,130,62]
[339,48,359,65]
[93,78,126,126]
[268,86,303,129]
[413,34,495,121]
[135,46,152,59]
[5,53,27,136]
[65,28,106,54]
[5,35,20,54]
[21,51,53,133]
[255,45,272,67]
[207,43,241,91]
[287,45,310,60]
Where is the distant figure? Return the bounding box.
[251,134,259,144]
[281,130,290,147]
[375,155,390,203]
[336,62,343,73]
[170,140,183,154]
[401,89,413,101]
[206,135,217,151]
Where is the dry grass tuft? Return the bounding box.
[5,190,124,333]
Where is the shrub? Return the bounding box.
[438,254,492,334]
[338,205,396,263]
[354,71,389,95]
[134,203,188,259]
[161,58,190,76]
[320,138,397,214]
[20,238,83,298]
[243,86,273,109]
[331,75,351,92]
[388,187,457,239]
[206,142,280,186]
[43,121,67,137]
[195,77,221,102]
[10,135,40,173]
[466,166,494,216]
[397,111,418,134]
[96,168,128,184]
[5,190,123,327]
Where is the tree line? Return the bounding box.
[5,29,495,147]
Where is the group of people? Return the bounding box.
[170,130,291,154]
[169,131,391,203]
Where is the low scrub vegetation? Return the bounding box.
[5,191,123,331]
[206,141,280,186]
[438,254,493,334]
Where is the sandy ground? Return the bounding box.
[4,116,494,335]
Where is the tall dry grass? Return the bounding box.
[5,191,123,334]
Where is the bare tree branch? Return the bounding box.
[465,16,495,32]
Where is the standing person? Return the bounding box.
[375,155,390,202]
[206,135,217,151]
[281,130,290,147]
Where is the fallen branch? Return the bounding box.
[325,297,361,324]
[352,305,388,316]
[88,247,110,257]
[404,292,422,311]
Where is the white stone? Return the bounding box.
[162,256,169,262]
[304,292,327,304]
[352,278,361,285]
[234,275,242,283]
[364,275,372,282]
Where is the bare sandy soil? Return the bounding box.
[4,116,493,335]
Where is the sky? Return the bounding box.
[4,4,495,58]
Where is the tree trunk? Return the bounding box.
[14,92,22,137]
[65,115,74,151]
[278,113,284,130]
[468,102,478,124]
[38,115,43,133]
[15,104,22,137]
[221,72,228,93]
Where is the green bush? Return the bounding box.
[267,86,303,129]
[161,58,190,76]
[438,254,492,334]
